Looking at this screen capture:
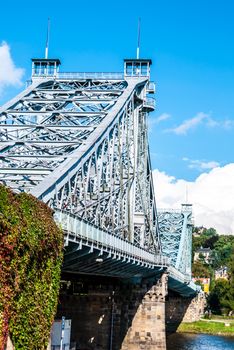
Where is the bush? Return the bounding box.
[0,185,63,349]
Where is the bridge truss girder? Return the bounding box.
[0,76,160,253]
[157,205,193,279]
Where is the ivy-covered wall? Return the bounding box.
[0,185,63,350]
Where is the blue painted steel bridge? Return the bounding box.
[0,57,197,297]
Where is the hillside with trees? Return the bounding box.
[192,227,234,315]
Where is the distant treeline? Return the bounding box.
[192,227,234,314]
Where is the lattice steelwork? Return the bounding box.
[0,58,160,253]
[157,204,193,278]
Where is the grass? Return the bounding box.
[209,315,234,320]
[178,320,234,335]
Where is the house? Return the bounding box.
[193,226,205,237]
[215,266,229,280]
[192,277,210,293]
[194,247,212,264]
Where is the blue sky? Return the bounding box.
[1,0,234,232]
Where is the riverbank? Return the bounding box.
[177,319,234,336]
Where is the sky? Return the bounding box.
[0,0,234,234]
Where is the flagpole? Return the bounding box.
[136,17,141,59]
[45,18,50,59]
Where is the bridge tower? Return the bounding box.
[0,56,160,255]
[0,55,198,350]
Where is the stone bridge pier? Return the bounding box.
[121,273,168,350]
[165,291,206,333]
[56,273,168,350]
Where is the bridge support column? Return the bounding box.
[121,273,168,350]
[166,291,206,333]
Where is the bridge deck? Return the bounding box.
[55,210,197,296]
[55,210,168,278]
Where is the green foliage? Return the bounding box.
[202,228,218,237]
[178,320,234,335]
[208,279,233,314]
[192,226,234,314]
[192,227,218,255]
[208,245,234,314]
[0,185,63,349]
[211,235,234,269]
[193,227,234,268]
[192,261,211,278]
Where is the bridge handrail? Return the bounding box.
[58,72,124,80]
[31,72,125,80]
[54,210,169,266]
[144,96,156,108]
[168,266,191,284]
[157,208,182,214]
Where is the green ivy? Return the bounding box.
[0,185,63,349]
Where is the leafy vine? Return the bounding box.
[0,185,63,349]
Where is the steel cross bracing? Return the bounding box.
[157,204,193,280]
[0,75,160,253]
[158,205,193,278]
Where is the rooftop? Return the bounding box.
[196,247,212,252]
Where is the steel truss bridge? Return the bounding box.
[0,57,197,297]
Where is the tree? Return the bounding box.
[212,235,234,268]
[208,279,233,314]
[192,226,234,315]
[208,244,234,314]
[203,228,217,237]
[192,261,211,278]
[192,226,218,257]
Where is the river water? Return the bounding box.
[167,333,234,350]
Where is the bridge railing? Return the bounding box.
[57,72,124,80]
[168,266,191,284]
[157,208,182,214]
[143,96,156,110]
[54,210,169,267]
[31,72,125,80]
[146,82,156,93]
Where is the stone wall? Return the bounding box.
[56,274,168,350]
[57,285,112,350]
[182,292,206,322]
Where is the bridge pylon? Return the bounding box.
[157,204,194,295]
[0,56,159,255]
[0,54,200,350]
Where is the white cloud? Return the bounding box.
[155,113,171,123]
[206,116,219,128]
[206,116,234,130]
[161,111,234,135]
[183,157,220,171]
[148,113,171,132]
[222,119,234,130]
[166,112,209,135]
[189,160,220,170]
[0,41,24,93]
[153,164,234,234]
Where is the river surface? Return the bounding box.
[167,333,234,350]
